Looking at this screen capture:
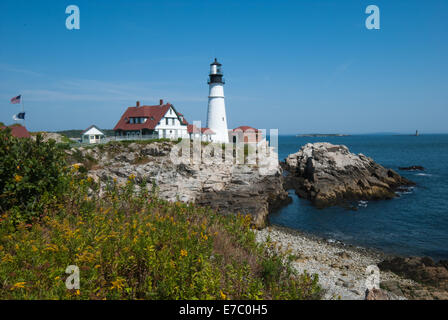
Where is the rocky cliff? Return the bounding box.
[283,142,415,208]
[66,140,289,228]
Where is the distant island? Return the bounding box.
[296,133,350,137]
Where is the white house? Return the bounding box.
[82,125,105,144]
[114,99,214,141]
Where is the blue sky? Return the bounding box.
[0,0,447,134]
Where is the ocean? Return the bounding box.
[270,134,448,261]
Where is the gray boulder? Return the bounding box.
[283,142,415,208]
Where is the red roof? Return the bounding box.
[233,126,259,132]
[1,125,31,138]
[114,103,172,131]
[187,124,215,134]
[177,112,189,125]
[231,126,263,142]
[201,128,214,134]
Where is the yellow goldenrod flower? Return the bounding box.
[220,291,227,300]
[11,282,26,290]
[2,254,14,263]
[180,249,187,257]
[110,277,126,291]
[43,244,58,252]
[14,175,23,182]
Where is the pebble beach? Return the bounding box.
[255,225,419,300]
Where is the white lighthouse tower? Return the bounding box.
[206,58,229,143]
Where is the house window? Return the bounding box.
[166,118,168,125]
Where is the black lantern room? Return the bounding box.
[208,58,225,84]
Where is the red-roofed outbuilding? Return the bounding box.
[187,124,215,142]
[1,125,31,138]
[230,126,263,144]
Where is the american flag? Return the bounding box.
[10,95,21,104]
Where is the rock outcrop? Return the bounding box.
[283,142,415,208]
[379,256,448,291]
[66,140,289,228]
[31,132,65,143]
[398,166,425,171]
[365,288,390,300]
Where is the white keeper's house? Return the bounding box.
[113,99,214,141]
[82,125,105,144]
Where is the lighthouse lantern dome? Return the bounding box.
[208,58,224,84]
[210,58,223,75]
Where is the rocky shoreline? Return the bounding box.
[255,225,448,300]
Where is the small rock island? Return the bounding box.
[282,142,415,208]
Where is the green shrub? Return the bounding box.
[0,128,68,224]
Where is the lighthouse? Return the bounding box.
[206,58,229,143]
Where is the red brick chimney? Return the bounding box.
[136,101,140,107]
[160,99,163,105]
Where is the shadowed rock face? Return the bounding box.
[365,288,390,300]
[379,256,448,292]
[283,142,415,208]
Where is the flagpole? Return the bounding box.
[21,95,25,127]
